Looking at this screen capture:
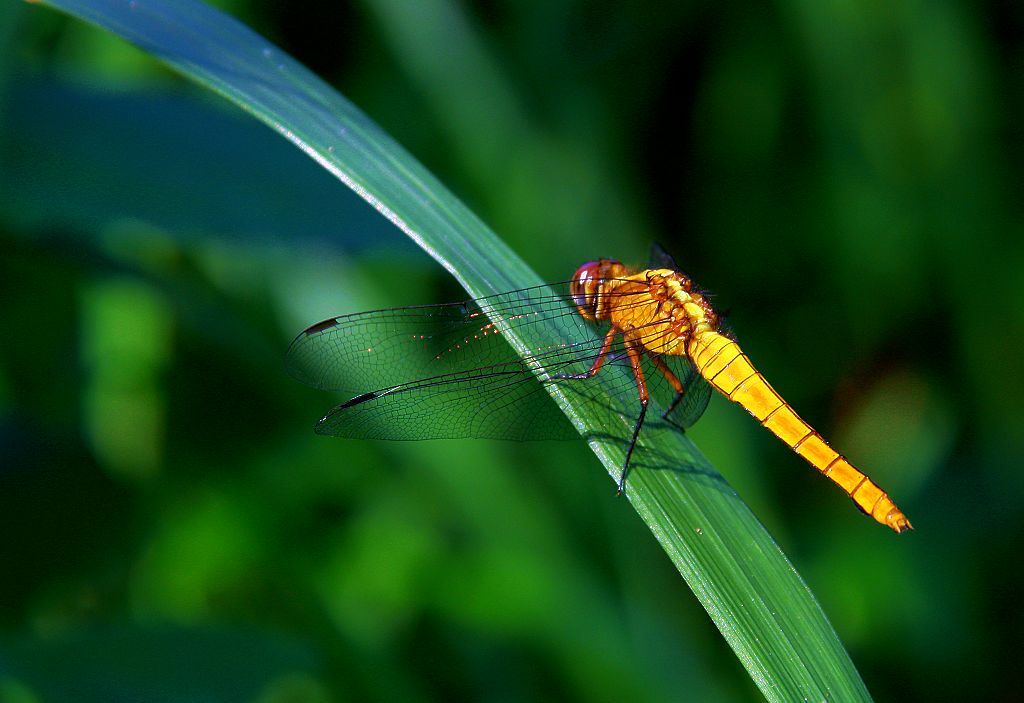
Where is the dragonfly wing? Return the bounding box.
[648,242,682,271]
[651,355,712,428]
[287,280,684,443]
[287,302,489,392]
[287,283,632,441]
[286,284,588,394]
[315,357,581,441]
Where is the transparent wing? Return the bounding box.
[648,355,713,430]
[287,283,597,394]
[315,350,584,441]
[648,241,681,271]
[285,280,712,441]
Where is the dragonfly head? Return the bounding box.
[571,259,626,321]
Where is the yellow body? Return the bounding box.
[600,267,911,533]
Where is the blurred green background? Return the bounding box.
[2,0,1022,701]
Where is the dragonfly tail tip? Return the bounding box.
[889,513,914,534]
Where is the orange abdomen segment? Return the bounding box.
[689,332,912,533]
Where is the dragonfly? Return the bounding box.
[286,245,912,533]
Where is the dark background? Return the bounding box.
[2,1,1021,701]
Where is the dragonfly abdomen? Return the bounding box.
[690,331,912,533]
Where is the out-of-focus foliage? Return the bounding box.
[1,1,1020,701]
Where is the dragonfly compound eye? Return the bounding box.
[570,260,604,320]
[570,259,625,321]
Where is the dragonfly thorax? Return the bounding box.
[570,260,721,353]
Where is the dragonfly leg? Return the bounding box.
[618,338,650,495]
[649,354,687,424]
[550,327,617,381]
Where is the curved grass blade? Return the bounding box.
[31,0,872,699]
